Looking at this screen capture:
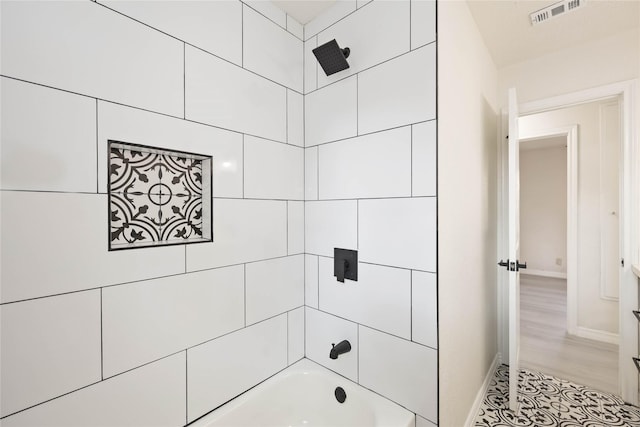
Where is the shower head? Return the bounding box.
[313,39,350,76]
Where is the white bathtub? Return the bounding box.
[190,359,415,427]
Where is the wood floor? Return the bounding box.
[520,275,619,395]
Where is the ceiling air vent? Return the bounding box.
[530,0,586,26]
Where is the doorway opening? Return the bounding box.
[498,81,638,406]
[517,99,621,394]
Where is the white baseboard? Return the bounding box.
[573,326,619,345]
[464,353,501,427]
[521,269,567,279]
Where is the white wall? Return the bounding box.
[519,102,620,334]
[0,1,305,423]
[520,144,567,274]
[302,0,438,424]
[437,2,499,426]
[498,28,639,107]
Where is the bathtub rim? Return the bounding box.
[188,357,416,427]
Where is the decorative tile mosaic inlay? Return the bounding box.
[108,140,212,250]
[475,364,640,427]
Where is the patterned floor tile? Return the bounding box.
[474,365,640,426]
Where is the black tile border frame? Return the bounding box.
[106,139,214,251]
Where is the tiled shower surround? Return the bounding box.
[0,1,437,426]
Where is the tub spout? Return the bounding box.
[329,340,351,359]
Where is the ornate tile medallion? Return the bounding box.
[108,140,212,250]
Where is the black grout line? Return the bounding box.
[185,349,188,426]
[305,195,436,202]
[313,254,437,275]
[303,119,437,149]
[306,40,435,96]
[242,135,245,198]
[186,356,298,426]
[315,146,319,200]
[310,306,437,351]
[94,2,303,96]
[303,0,373,43]
[356,73,359,135]
[357,324,360,383]
[241,3,244,68]
[434,2,440,423]
[0,75,298,148]
[356,199,359,249]
[95,99,99,193]
[411,124,414,196]
[286,89,289,144]
[0,378,103,420]
[410,270,413,341]
[100,288,104,380]
[183,42,186,119]
[239,0,303,41]
[0,255,300,306]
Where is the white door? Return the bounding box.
[507,88,521,412]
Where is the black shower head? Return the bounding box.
[313,39,350,76]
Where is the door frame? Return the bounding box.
[497,80,638,405]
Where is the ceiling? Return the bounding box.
[467,0,640,68]
[271,0,639,68]
[272,0,336,24]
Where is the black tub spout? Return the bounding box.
[329,340,351,359]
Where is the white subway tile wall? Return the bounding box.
[305,307,359,382]
[245,255,304,325]
[359,326,438,421]
[0,291,102,417]
[318,258,412,339]
[243,5,303,92]
[187,315,288,422]
[0,0,305,423]
[304,37,318,93]
[305,200,358,257]
[1,1,184,118]
[316,0,410,88]
[288,201,305,254]
[302,1,437,423]
[318,127,412,199]
[244,135,304,200]
[305,75,357,146]
[1,0,437,424]
[99,0,243,66]
[185,45,287,142]
[102,266,245,377]
[287,90,305,147]
[0,77,97,193]
[0,353,187,427]
[288,307,306,363]
[304,0,357,41]
[305,255,320,308]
